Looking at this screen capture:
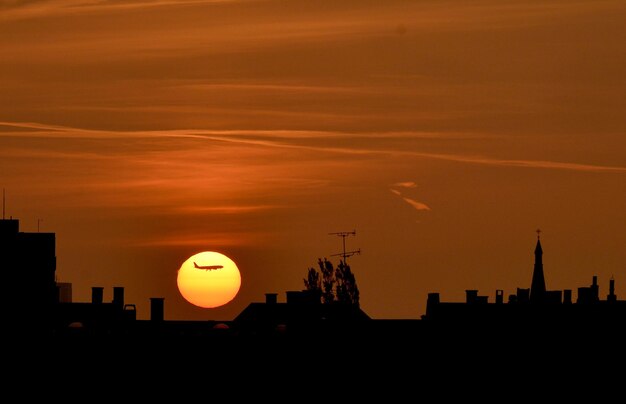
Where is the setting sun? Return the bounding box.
[177,252,241,308]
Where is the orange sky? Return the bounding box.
[1,0,626,320]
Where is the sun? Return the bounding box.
[177,251,241,308]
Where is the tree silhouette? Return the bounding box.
[319,258,335,304]
[335,260,359,306]
[304,267,321,294]
[303,258,359,306]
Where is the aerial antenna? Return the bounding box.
[536,228,541,240]
[38,218,43,233]
[328,230,360,264]
[2,188,5,219]
[331,248,361,262]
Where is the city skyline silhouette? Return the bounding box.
[4,209,626,396]
[2,212,624,334]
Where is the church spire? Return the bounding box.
[530,229,546,302]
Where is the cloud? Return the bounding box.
[2,121,626,174]
[401,197,431,211]
[132,230,272,248]
[0,0,244,21]
[407,152,626,173]
[3,1,625,143]
[392,181,417,189]
[0,120,347,219]
[389,188,431,212]
[4,0,616,25]
[175,204,283,214]
[175,82,364,95]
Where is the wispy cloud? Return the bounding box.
[2,121,626,174]
[401,197,431,211]
[389,185,431,210]
[0,0,245,21]
[392,181,417,189]
[133,230,273,248]
[176,204,283,214]
[4,0,619,24]
[175,82,365,95]
[407,152,626,173]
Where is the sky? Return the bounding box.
[1,0,626,320]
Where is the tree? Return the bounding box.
[304,267,320,293]
[319,258,335,304]
[335,260,359,306]
[303,258,360,306]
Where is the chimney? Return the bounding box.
[150,297,164,322]
[563,289,572,304]
[91,287,104,304]
[265,293,277,304]
[465,290,478,304]
[113,287,124,309]
[495,289,504,304]
[426,293,440,319]
[516,288,530,303]
[427,292,440,305]
[608,278,617,302]
[591,276,599,301]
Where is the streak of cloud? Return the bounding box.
[132,230,273,248]
[392,181,417,188]
[176,205,284,214]
[401,197,431,212]
[175,83,365,95]
[0,0,246,21]
[5,0,621,25]
[389,188,431,212]
[2,121,625,174]
[409,153,626,173]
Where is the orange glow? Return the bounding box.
[177,251,241,308]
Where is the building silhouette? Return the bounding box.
[0,217,57,327]
[530,236,546,302]
[2,213,625,341]
[234,290,370,335]
[0,216,138,333]
[424,236,626,327]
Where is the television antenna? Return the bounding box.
[328,230,361,264]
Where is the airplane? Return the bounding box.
[194,262,223,271]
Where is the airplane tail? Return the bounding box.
[193,262,199,268]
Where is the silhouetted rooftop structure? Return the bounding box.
[3,213,626,344]
[424,237,626,327]
[234,290,370,335]
[530,235,546,302]
[1,217,56,327]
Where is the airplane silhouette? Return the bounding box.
[194,262,223,271]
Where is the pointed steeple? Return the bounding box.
[530,230,546,302]
[534,238,542,254]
